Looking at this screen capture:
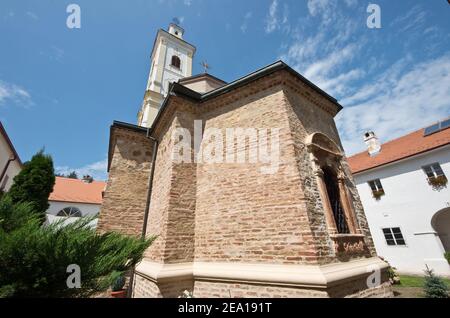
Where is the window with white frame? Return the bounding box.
[57,207,82,217]
[422,163,447,190]
[422,163,445,178]
[382,227,406,246]
[368,179,385,200]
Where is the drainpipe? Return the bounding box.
[127,129,159,298]
[0,154,17,190]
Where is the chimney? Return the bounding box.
[364,131,381,156]
[82,175,94,183]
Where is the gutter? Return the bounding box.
[148,61,343,136]
[127,127,159,298]
[0,154,17,189]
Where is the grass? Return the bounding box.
[392,275,450,298]
[397,275,450,288]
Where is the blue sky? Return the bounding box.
[1,0,449,180]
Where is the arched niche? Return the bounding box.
[305,132,343,159]
[431,207,450,252]
[305,132,360,236]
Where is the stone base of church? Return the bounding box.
[132,273,193,298]
[131,257,393,298]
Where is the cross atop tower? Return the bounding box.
[200,61,211,73]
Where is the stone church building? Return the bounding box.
[97,23,392,297]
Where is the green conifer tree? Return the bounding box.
[7,150,55,220]
[423,266,449,298]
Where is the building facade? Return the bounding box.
[97,24,392,298]
[0,121,22,192]
[46,176,106,227]
[348,120,450,276]
[137,23,196,128]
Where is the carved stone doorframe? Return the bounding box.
[306,133,360,235]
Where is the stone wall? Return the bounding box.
[194,87,319,264]
[97,127,153,236]
[143,102,198,263]
[283,84,376,263]
[193,279,392,298]
[133,274,193,298]
[102,69,389,297]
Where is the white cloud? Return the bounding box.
[51,45,65,62]
[390,5,426,33]
[304,43,359,79]
[281,25,362,97]
[0,80,32,107]
[26,11,38,20]
[265,0,279,33]
[56,159,108,181]
[265,0,289,34]
[183,0,192,6]
[343,0,357,7]
[336,55,450,155]
[307,0,337,25]
[279,2,449,157]
[240,11,253,33]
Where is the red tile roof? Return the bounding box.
[348,126,450,174]
[49,177,106,204]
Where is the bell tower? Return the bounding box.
[138,23,196,127]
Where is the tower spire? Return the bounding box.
[137,23,196,127]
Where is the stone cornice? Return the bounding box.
[135,257,388,289]
[107,122,150,172]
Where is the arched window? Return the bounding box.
[322,167,349,234]
[171,55,181,69]
[306,132,358,235]
[57,207,82,217]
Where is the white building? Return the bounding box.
[0,121,22,192]
[348,119,450,276]
[137,23,196,128]
[46,176,106,227]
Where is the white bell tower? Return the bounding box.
[138,23,196,127]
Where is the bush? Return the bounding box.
[445,252,450,265]
[423,266,449,298]
[0,197,154,298]
[7,150,55,220]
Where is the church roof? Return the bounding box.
[108,61,344,171]
[49,177,106,204]
[178,73,227,85]
[169,60,341,107]
[348,123,450,174]
[150,60,343,131]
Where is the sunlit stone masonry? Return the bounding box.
[97,23,392,298]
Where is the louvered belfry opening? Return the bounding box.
[171,55,181,69]
[322,166,350,234]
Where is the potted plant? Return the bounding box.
[427,175,448,191]
[110,273,127,298]
[372,189,385,201]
